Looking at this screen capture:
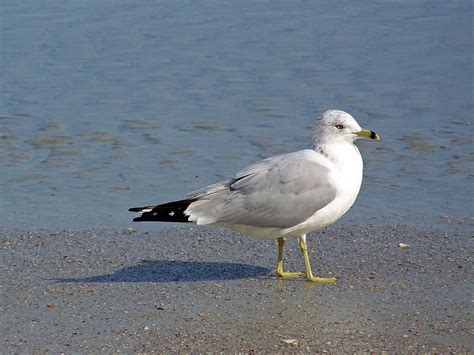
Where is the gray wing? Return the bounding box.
[186,151,337,228]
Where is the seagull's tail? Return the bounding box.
[129,199,196,223]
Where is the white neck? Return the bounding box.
[313,140,362,167]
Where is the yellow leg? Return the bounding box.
[299,235,337,283]
[276,237,304,278]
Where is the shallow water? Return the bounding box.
[1,1,472,230]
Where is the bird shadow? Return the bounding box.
[56,259,270,283]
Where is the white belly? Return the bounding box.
[284,144,364,237]
[219,144,364,240]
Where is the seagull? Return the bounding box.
[129,110,380,282]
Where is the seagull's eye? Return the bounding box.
[335,124,344,129]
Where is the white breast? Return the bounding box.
[284,143,363,237]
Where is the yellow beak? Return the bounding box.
[356,128,381,140]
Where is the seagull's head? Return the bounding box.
[313,110,381,145]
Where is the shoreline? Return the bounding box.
[1,223,472,352]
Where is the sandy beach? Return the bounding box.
[2,222,471,352]
[2,1,472,353]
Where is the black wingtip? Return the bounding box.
[128,199,195,223]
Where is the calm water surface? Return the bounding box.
[1,1,472,230]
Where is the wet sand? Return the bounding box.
[1,223,472,352]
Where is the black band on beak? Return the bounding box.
[370,131,377,139]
